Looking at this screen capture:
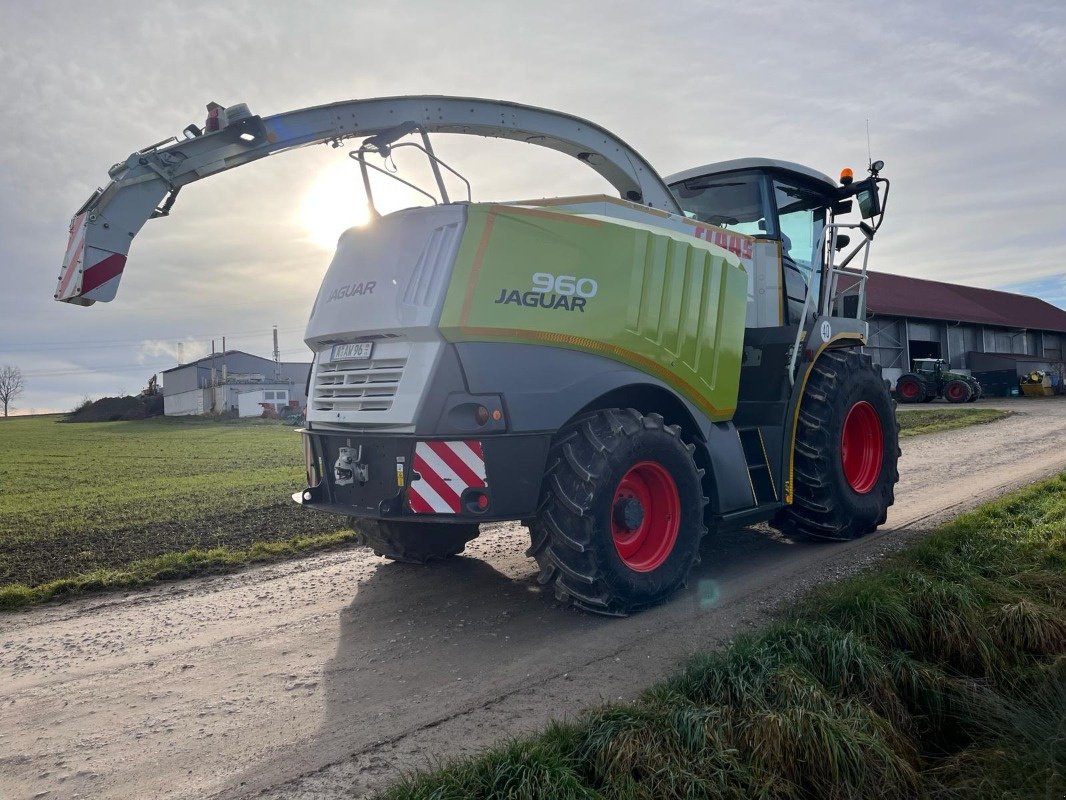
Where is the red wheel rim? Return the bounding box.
[947,383,965,400]
[610,461,680,572]
[841,401,884,494]
[899,381,918,399]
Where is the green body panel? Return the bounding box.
[439,204,748,421]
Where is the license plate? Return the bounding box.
[330,342,373,361]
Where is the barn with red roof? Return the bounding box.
[863,271,1066,394]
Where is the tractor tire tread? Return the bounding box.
[528,408,706,615]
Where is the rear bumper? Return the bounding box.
[294,428,552,523]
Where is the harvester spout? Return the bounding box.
[55,95,682,306]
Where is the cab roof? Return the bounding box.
[665,158,838,191]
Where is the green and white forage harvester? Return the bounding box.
[57,96,899,615]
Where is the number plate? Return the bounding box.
[330,342,373,361]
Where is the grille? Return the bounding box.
[312,353,406,413]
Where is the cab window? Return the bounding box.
[773,180,826,279]
[671,172,773,237]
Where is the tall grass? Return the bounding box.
[382,472,1066,799]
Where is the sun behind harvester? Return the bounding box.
[56,96,899,616]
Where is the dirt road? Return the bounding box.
[3,398,1065,800]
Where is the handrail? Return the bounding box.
[786,222,875,384]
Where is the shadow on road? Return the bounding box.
[227,523,833,797]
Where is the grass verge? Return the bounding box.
[382,472,1066,799]
[897,406,1010,437]
[0,528,358,611]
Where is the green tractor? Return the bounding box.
[55,96,900,616]
[896,359,982,404]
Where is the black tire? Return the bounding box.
[896,375,925,404]
[527,408,706,616]
[348,518,479,564]
[773,350,900,541]
[944,379,972,404]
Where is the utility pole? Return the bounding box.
[273,325,281,381]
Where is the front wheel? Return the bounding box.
[774,350,900,541]
[527,409,706,615]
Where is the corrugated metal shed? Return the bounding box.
[866,271,1066,332]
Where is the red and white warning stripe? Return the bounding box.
[407,440,486,514]
[56,213,129,302]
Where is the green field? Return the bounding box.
[0,415,349,607]
[896,406,1010,437]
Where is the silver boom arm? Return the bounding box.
[56,95,682,305]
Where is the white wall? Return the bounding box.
[163,389,205,416]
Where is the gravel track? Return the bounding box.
[2,398,1064,800]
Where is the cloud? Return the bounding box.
[1,0,1064,411]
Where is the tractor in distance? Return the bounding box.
[55,96,899,616]
[896,358,982,404]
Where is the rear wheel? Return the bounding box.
[896,375,925,403]
[349,519,479,564]
[944,379,972,403]
[527,408,706,615]
[774,350,900,541]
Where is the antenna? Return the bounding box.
[866,119,873,170]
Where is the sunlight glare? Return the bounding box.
[299,162,372,250]
[298,160,434,251]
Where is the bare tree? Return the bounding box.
[0,365,26,417]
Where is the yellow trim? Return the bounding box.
[784,333,866,504]
[491,202,603,227]
[512,193,674,220]
[509,193,761,246]
[457,325,736,421]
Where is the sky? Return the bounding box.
[1,0,1064,414]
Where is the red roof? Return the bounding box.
[864,271,1066,333]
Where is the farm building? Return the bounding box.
[863,271,1066,394]
[161,350,310,416]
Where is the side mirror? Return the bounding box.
[834,234,851,251]
[856,180,881,219]
[832,199,853,215]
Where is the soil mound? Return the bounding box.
[67,394,163,423]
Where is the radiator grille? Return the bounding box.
[311,353,406,413]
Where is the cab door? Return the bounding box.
[771,178,828,325]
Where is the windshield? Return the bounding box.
[670,172,771,236]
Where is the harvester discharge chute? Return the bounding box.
[55,97,680,305]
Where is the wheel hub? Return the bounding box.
[610,461,680,572]
[613,496,645,532]
[840,400,884,494]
